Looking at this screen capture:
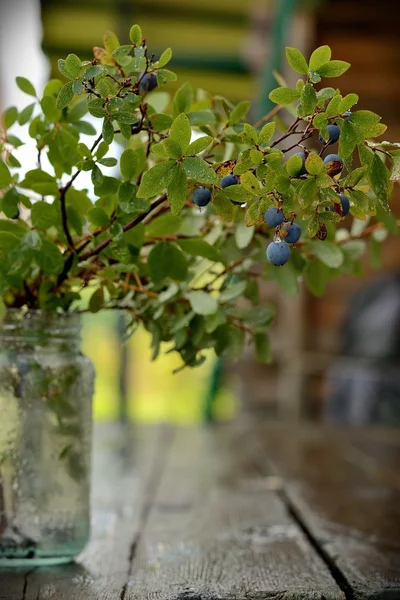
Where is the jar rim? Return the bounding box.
[0,308,82,337]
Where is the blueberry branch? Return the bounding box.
[79,194,168,261]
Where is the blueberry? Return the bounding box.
[323,153,343,176]
[319,124,340,145]
[339,193,350,216]
[139,73,157,93]
[266,241,290,266]
[192,186,211,207]
[342,110,352,120]
[220,174,239,189]
[294,151,307,176]
[282,222,301,244]
[330,193,350,217]
[264,206,285,227]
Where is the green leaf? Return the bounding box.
[269,87,299,105]
[0,232,19,257]
[309,45,331,71]
[3,106,18,129]
[88,287,104,313]
[338,119,363,158]
[351,110,385,138]
[35,239,64,274]
[146,214,182,237]
[16,76,36,97]
[103,30,120,54]
[342,165,368,187]
[137,160,175,198]
[369,153,390,212]
[186,136,212,156]
[285,47,308,75]
[300,83,317,115]
[163,138,183,159]
[167,164,187,215]
[151,113,173,131]
[84,65,106,80]
[182,157,218,184]
[0,160,12,188]
[187,290,218,316]
[65,54,82,78]
[214,325,245,361]
[305,153,323,175]
[244,200,264,226]
[129,24,142,45]
[240,171,260,194]
[223,184,253,204]
[31,202,57,229]
[120,148,137,181]
[102,118,114,144]
[158,47,172,68]
[1,188,19,218]
[18,102,35,126]
[187,110,217,126]
[87,206,109,227]
[213,192,234,221]
[338,93,359,113]
[255,332,272,364]
[157,69,178,84]
[169,112,192,154]
[311,240,344,268]
[99,157,117,167]
[40,96,62,122]
[219,281,247,303]
[229,100,251,125]
[235,222,254,249]
[390,150,400,182]
[178,238,222,263]
[308,70,322,84]
[258,122,276,144]
[148,242,188,283]
[91,164,103,186]
[318,60,351,78]
[173,82,194,116]
[56,82,74,110]
[87,97,106,118]
[22,230,42,250]
[241,123,259,145]
[20,169,58,196]
[286,154,303,176]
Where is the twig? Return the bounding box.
[80,194,168,261]
[206,256,248,289]
[270,117,301,148]
[120,282,158,298]
[253,104,283,129]
[337,218,400,244]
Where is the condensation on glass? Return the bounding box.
[0,310,94,566]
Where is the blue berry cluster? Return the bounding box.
[264,207,302,267]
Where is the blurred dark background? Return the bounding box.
[0,0,399,425]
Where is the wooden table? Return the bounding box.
[1,422,400,599]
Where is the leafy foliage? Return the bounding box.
[0,29,398,369]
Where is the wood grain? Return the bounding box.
[24,423,172,600]
[126,424,344,599]
[254,424,400,599]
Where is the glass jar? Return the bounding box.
[0,309,94,566]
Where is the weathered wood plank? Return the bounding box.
[254,424,400,599]
[126,424,344,600]
[0,568,30,600]
[24,423,172,600]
